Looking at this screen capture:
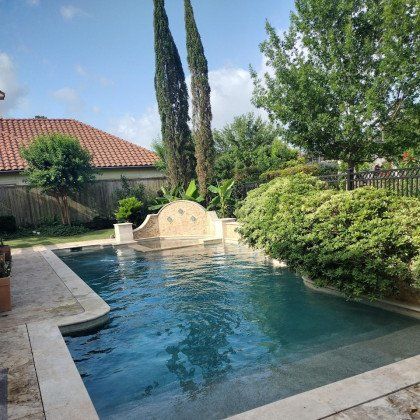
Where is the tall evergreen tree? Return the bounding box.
[184,0,215,197]
[153,0,195,187]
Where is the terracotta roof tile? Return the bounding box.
[0,118,158,172]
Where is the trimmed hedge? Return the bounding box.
[236,174,420,300]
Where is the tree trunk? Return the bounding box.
[347,163,355,191]
[56,195,71,225]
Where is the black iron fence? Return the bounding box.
[319,167,420,197]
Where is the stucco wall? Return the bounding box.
[0,167,163,186]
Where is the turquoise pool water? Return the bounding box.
[60,244,420,419]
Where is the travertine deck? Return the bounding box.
[0,250,85,419]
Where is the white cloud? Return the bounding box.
[52,87,84,114]
[0,52,27,115]
[207,66,265,128]
[92,105,101,114]
[110,63,267,147]
[27,0,40,6]
[75,64,114,87]
[60,5,88,20]
[75,64,88,77]
[110,107,161,149]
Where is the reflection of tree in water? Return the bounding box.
[164,259,238,395]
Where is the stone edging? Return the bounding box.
[23,238,118,420]
[228,355,420,420]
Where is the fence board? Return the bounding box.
[0,177,166,226]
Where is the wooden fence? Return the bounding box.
[319,167,420,197]
[0,177,166,226]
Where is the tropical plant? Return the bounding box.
[20,133,96,225]
[115,197,143,224]
[253,0,419,178]
[237,174,420,300]
[185,0,215,197]
[208,179,235,218]
[149,180,204,211]
[153,0,196,188]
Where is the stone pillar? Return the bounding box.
[213,218,237,240]
[114,223,134,244]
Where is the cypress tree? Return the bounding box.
[153,0,195,187]
[184,0,215,197]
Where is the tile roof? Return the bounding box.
[0,118,158,172]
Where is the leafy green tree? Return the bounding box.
[185,0,215,197]
[21,133,96,225]
[253,0,419,182]
[214,113,298,181]
[153,0,195,188]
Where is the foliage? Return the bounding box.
[412,254,420,289]
[153,0,196,187]
[113,176,150,225]
[213,113,298,182]
[0,257,11,278]
[2,222,89,240]
[149,180,204,211]
[261,163,319,181]
[84,216,116,231]
[208,179,235,218]
[0,215,17,234]
[184,0,215,197]
[237,174,420,300]
[115,197,143,224]
[20,133,96,225]
[151,140,168,173]
[253,0,420,169]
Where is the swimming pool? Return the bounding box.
[59,243,420,419]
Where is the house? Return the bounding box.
[0,118,162,185]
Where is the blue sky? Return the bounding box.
[0,0,294,148]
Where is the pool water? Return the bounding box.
[60,244,420,419]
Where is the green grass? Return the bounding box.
[5,229,114,248]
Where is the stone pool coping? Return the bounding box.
[11,238,420,420]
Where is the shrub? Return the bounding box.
[114,176,150,225]
[0,215,17,234]
[84,216,116,230]
[260,163,319,181]
[2,222,89,239]
[237,174,420,300]
[115,197,143,224]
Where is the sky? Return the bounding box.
[0,0,295,149]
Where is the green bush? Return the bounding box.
[260,163,320,181]
[237,174,420,300]
[2,222,89,240]
[0,215,17,234]
[114,176,150,225]
[115,197,143,224]
[84,216,116,230]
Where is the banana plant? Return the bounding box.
[208,179,235,218]
[148,180,204,211]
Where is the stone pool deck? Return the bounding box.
[0,239,419,419]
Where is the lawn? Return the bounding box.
[5,229,114,249]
